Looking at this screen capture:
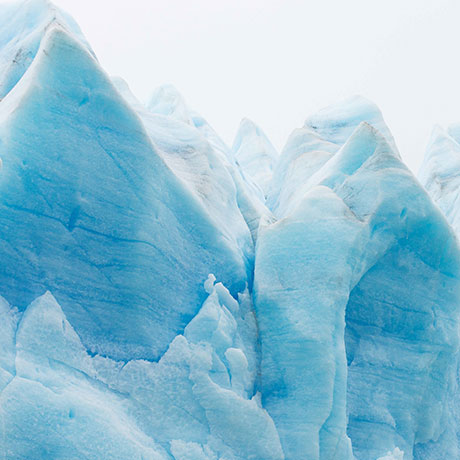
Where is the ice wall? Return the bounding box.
[256,116,460,460]
[0,2,460,460]
[0,12,252,362]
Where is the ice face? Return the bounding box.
[149,84,273,244]
[0,281,283,460]
[2,2,460,460]
[417,123,460,460]
[0,23,251,361]
[267,125,337,215]
[255,123,460,460]
[0,292,169,460]
[418,124,460,236]
[114,78,255,267]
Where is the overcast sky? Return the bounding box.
[42,1,460,171]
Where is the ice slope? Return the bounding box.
[232,118,278,199]
[254,123,460,460]
[113,78,255,271]
[113,78,255,266]
[267,126,337,214]
[0,18,252,361]
[144,83,270,243]
[418,124,460,236]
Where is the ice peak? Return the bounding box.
[235,117,262,138]
[305,95,397,152]
[232,117,278,198]
[0,0,93,98]
[327,121,389,175]
[147,83,193,125]
[0,22,99,121]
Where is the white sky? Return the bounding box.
[34,1,460,171]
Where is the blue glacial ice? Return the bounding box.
[0,279,283,459]
[1,1,460,460]
[0,11,255,362]
[0,0,93,98]
[419,124,460,237]
[256,118,460,460]
[232,118,278,199]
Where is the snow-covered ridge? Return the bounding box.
[1,1,460,459]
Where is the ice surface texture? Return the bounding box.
[1,1,460,460]
[0,4,255,362]
[257,121,460,460]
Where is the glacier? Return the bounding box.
[1,1,460,459]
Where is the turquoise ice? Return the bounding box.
[0,2,253,362]
[1,2,460,460]
[256,116,460,460]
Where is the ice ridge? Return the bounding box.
[0,2,460,460]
